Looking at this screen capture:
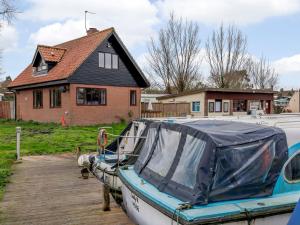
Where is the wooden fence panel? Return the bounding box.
[0,101,12,119]
[141,102,190,118]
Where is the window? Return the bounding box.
[223,102,229,112]
[99,52,119,69]
[147,129,181,177]
[284,152,300,183]
[130,90,137,106]
[33,90,43,108]
[192,101,200,112]
[76,88,106,105]
[171,135,206,188]
[112,54,118,69]
[99,53,104,67]
[50,89,61,108]
[33,57,48,75]
[215,99,222,112]
[105,53,112,69]
[209,102,214,113]
[233,100,247,112]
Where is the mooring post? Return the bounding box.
[102,183,111,211]
[16,127,21,160]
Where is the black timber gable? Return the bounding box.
[68,33,149,87]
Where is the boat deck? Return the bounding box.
[0,154,133,225]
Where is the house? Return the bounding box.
[8,27,149,125]
[157,88,275,117]
[285,91,300,113]
[0,76,13,101]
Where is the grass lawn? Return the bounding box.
[0,119,126,199]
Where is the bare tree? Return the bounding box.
[0,0,17,79]
[0,0,17,24]
[147,13,202,94]
[206,24,249,88]
[247,56,278,89]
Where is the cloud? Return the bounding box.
[273,54,300,75]
[29,19,86,46]
[155,0,300,25]
[0,22,18,52]
[24,0,159,48]
[272,54,300,89]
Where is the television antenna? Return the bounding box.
[84,10,96,32]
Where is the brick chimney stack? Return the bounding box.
[87,28,98,35]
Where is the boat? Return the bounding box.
[118,119,300,225]
[78,119,154,202]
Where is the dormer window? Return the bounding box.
[32,45,66,76]
[32,52,48,75]
[37,60,48,72]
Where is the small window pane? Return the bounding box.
[33,90,43,108]
[77,88,85,104]
[223,102,229,112]
[99,53,104,67]
[50,89,61,108]
[130,90,136,106]
[209,102,214,112]
[192,101,200,112]
[215,100,222,112]
[112,54,118,69]
[285,153,300,182]
[147,129,181,177]
[105,53,112,69]
[171,135,206,188]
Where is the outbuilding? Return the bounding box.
[157,88,275,117]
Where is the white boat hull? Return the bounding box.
[121,184,291,225]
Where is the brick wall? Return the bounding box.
[69,84,141,125]
[16,84,141,125]
[16,86,71,124]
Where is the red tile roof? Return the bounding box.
[9,27,114,88]
[37,45,66,63]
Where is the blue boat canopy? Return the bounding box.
[134,120,289,205]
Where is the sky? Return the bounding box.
[1,0,300,90]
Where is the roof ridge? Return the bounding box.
[37,45,67,51]
[53,27,114,48]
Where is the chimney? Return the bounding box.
[87,28,98,35]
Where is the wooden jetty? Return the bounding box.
[0,154,133,225]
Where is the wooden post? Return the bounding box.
[102,184,111,211]
[16,127,21,160]
[76,146,81,160]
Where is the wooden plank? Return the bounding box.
[0,154,133,225]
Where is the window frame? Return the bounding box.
[112,54,119,69]
[223,102,229,113]
[233,99,247,112]
[49,88,62,108]
[209,102,214,113]
[283,151,300,184]
[99,52,105,68]
[76,87,107,106]
[99,52,119,70]
[215,99,222,112]
[33,89,43,109]
[191,101,200,112]
[130,90,137,106]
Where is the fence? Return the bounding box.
[0,101,14,119]
[141,102,191,118]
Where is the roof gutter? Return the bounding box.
[8,79,69,91]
